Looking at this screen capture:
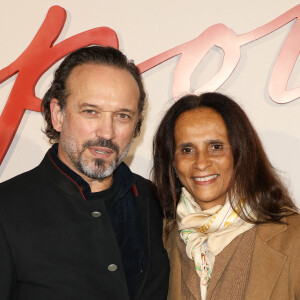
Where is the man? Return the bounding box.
[0,46,169,300]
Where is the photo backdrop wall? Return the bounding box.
[1,0,300,207]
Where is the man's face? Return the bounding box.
[50,63,140,186]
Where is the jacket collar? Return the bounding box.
[42,143,136,201]
[257,218,288,241]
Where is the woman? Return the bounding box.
[152,92,300,300]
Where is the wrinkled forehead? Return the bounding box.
[65,63,140,110]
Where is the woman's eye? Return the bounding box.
[182,147,193,154]
[208,144,226,155]
[211,144,223,150]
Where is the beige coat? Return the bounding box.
[165,214,300,300]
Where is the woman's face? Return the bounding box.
[173,108,234,210]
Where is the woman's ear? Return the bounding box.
[50,99,64,132]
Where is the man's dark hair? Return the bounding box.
[41,46,146,141]
[152,92,296,232]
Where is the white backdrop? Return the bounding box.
[1,0,300,207]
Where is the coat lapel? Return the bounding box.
[245,221,288,299]
[207,227,256,300]
[207,233,243,296]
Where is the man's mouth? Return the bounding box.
[94,149,111,154]
[83,138,119,156]
[91,147,114,157]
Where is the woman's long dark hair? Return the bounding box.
[152,93,296,230]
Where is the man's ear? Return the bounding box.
[50,99,64,132]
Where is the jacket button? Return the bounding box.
[91,211,101,217]
[108,264,118,272]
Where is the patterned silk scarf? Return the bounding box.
[177,188,255,300]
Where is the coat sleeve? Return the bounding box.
[143,197,169,299]
[133,176,169,300]
[0,221,15,299]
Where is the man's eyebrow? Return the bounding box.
[117,108,136,114]
[78,103,136,114]
[78,103,98,108]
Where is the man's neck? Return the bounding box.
[84,175,113,193]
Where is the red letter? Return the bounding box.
[0,5,119,165]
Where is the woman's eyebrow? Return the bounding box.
[177,142,194,148]
[206,139,225,144]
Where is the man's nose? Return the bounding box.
[96,112,116,140]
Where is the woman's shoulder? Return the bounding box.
[284,212,300,226]
[283,213,300,239]
[256,213,300,253]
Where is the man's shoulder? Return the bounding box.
[0,164,41,190]
[132,173,156,195]
[0,158,48,211]
[131,172,163,215]
[0,150,53,193]
[133,172,151,185]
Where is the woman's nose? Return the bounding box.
[193,150,212,171]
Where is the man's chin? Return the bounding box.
[85,160,117,179]
[86,173,113,181]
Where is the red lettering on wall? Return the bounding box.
[1,5,300,165]
[0,6,118,165]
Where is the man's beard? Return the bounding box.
[62,137,132,180]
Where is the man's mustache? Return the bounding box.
[83,138,119,155]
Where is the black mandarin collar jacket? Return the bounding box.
[0,147,169,300]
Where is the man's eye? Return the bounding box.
[83,110,96,114]
[116,113,131,119]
